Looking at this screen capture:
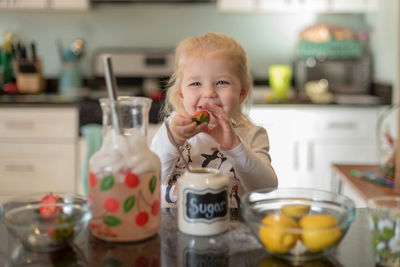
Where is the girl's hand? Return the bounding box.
[202,103,241,150]
[169,112,208,146]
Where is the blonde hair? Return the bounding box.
[162,32,253,126]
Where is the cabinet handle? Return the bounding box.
[293,141,299,170]
[4,164,34,172]
[5,121,34,130]
[307,142,314,171]
[327,122,357,130]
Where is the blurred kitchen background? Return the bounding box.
[0,1,397,101]
[0,0,398,207]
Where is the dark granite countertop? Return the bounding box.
[0,93,164,125]
[0,94,84,106]
[0,208,374,266]
[0,90,391,107]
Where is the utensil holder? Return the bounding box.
[59,62,82,95]
[14,59,45,94]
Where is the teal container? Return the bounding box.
[59,62,82,95]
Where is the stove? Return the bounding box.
[79,48,174,130]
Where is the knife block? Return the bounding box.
[14,59,46,94]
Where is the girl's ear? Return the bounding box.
[239,84,250,103]
[178,89,184,100]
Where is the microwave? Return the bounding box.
[294,56,371,95]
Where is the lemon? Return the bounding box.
[299,214,342,252]
[281,204,310,219]
[258,213,299,254]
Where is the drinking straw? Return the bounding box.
[103,55,123,135]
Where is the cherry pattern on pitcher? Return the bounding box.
[135,211,149,226]
[90,171,159,228]
[104,197,119,213]
[125,172,140,188]
[151,200,160,216]
[134,179,157,227]
[89,172,97,188]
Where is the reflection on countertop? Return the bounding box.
[0,208,374,266]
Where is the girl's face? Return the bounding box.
[178,52,248,119]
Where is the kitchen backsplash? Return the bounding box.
[0,4,375,80]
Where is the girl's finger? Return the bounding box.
[218,114,232,128]
[173,114,195,126]
[202,125,213,135]
[203,102,230,121]
[202,102,220,114]
[195,122,209,134]
[176,121,198,136]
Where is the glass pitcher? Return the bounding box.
[88,96,161,242]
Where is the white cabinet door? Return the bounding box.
[342,183,367,208]
[311,141,379,192]
[1,0,89,10]
[0,107,77,140]
[7,0,48,9]
[328,0,378,13]
[0,106,78,198]
[0,143,76,193]
[249,105,384,193]
[304,106,382,192]
[259,0,329,12]
[249,106,309,188]
[50,0,89,10]
[217,0,255,12]
[218,0,377,13]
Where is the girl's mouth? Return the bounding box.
[198,103,222,110]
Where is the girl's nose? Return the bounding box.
[202,86,218,98]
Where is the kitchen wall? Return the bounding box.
[366,0,398,98]
[0,1,397,97]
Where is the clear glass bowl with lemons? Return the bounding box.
[241,188,355,263]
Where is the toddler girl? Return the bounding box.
[151,32,278,207]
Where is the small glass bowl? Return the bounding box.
[0,193,91,252]
[241,188,355,263]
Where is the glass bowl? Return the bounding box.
[0,192,91,252]
[241,188,355,263]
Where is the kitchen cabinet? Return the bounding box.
[331,164,400,208]
[249,105,385,194]
[249,106,305,188]
[0,106,78,203]
[341,180,367,207]
[0,0,89,11]
[218,0,378,13]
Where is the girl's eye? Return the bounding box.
[217,80,229,85]
[189,82,201,86]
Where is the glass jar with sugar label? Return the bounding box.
[178,168,229,236]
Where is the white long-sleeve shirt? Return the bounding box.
[150,118,278,208]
